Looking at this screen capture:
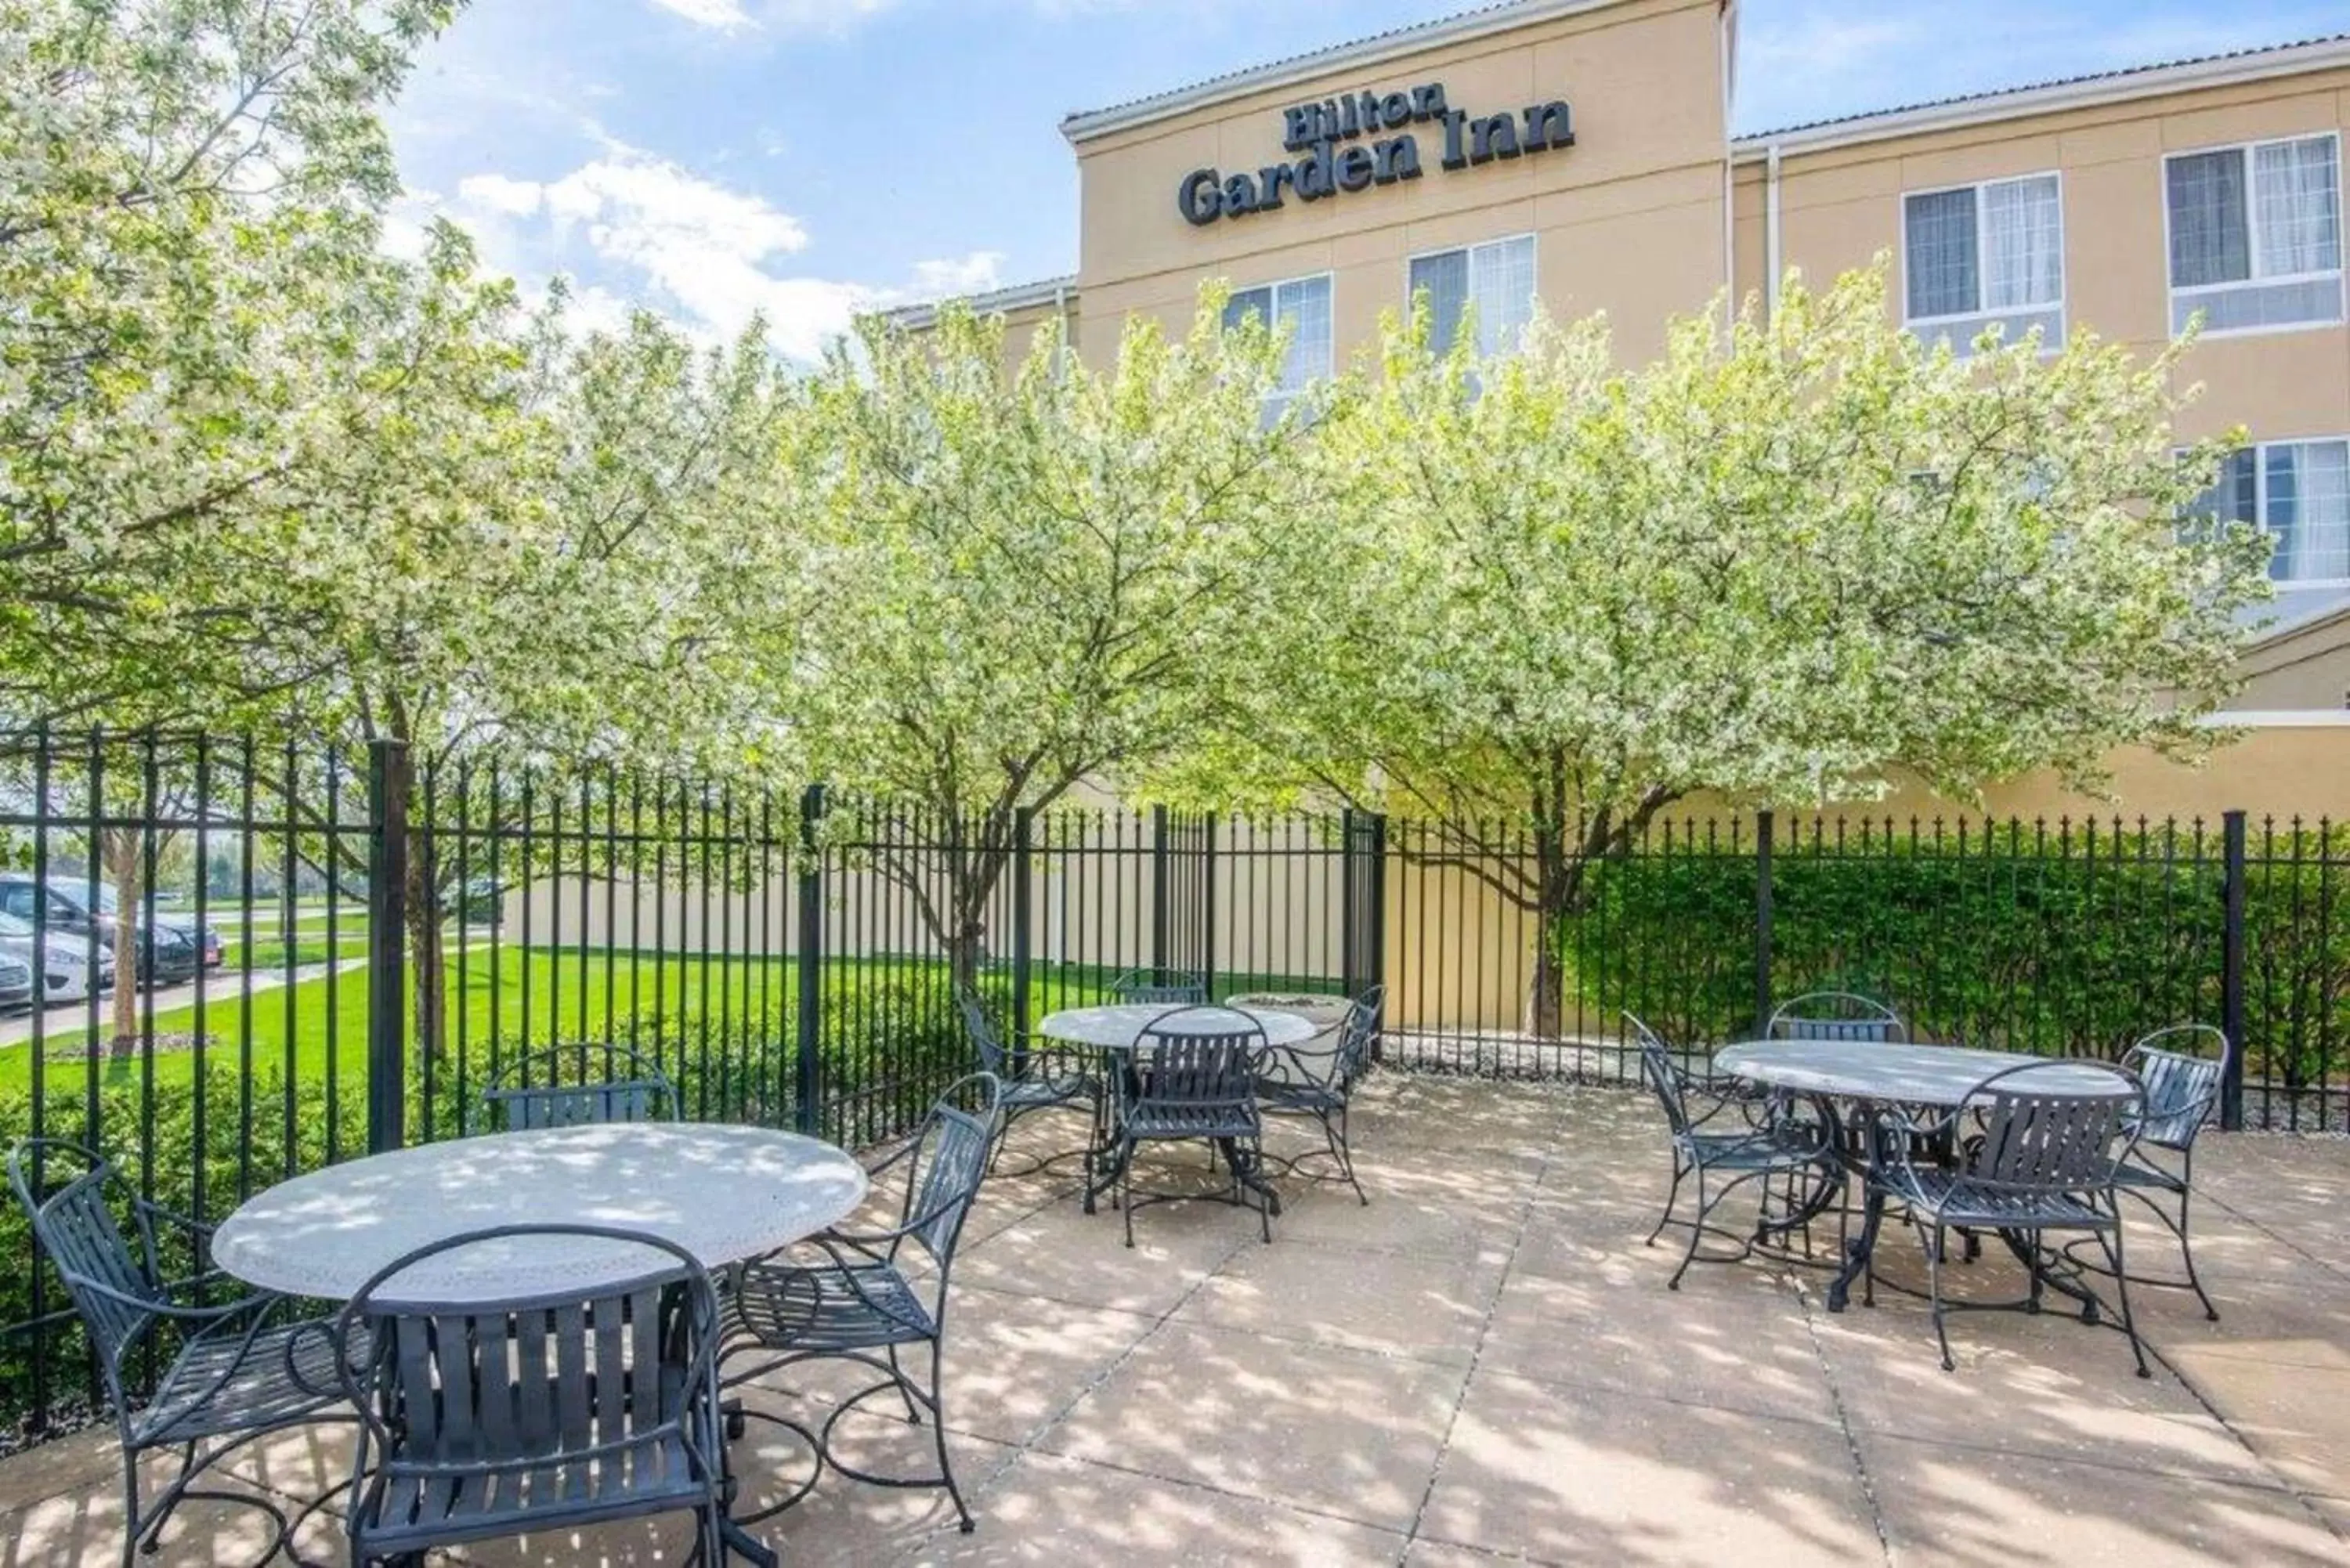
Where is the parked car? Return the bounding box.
[0,875,219,986]
[0,954,31,1013]
[0,911,114,1006]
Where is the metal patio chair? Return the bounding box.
[718,1074,1001,1534]
[959,993,1098,1173]
[332,1223,737,1566]
[1252,985,1386,1205]
[1115,1007,1277,1247]
[1107,969,1208,1005]
[1869,1059,2150,1375]
[7,1138,353,1568]
[1629,1013,1836,1290]
[479,1041,678,1131]
[1767,992,1909,1043]
[2092,1024,2232,1321]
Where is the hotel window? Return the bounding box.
[1901,173,2064,353]
[2190,439,2350,584]
[2166,133,2344,334]
[1224,273,1332,423]
[1408,234,1537,358]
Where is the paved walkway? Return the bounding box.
[2,1078,2346,1565]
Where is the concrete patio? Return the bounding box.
[4,1076,2348,1566]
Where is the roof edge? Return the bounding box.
[1730,34,2350,159]
[1060,0,1625,146]
[879,275,1079,331]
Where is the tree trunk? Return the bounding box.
[1528,821,1571,1041]
[104,829,142,1056]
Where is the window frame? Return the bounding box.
[1223,269,1336,414]
[2186,435,2350,589]
[2162,131,2346,340]
[1401,232,1541,359]
[1897,170,2068,350]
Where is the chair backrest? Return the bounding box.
[1338,985,1388,1087]
[480,1043,677,1132]
[959,994,1013,1076]
[1109,970,1208,1006]
[334,1223,720,1523]
[1625,1013,1694,1138]
[6,1140,162,1386]
[1134,1007,1266,1112]
[1767,992,1907,1044]
[2121,1024,2232,1151]
[1958,1060,2142,1197]
[894,1074,1003,1268]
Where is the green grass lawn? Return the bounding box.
[2,949,1338,1099]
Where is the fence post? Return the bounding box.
[1753,809,1776,1040]
[1340,808,1360,999]
[794,786,827,1135]
[2221,809,2247,1131]
[1150,804,1170,985]
[1012,807,1034,1046]
[1202,812,1219,997]
[366,739,409,1154]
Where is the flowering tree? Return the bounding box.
[0,0,461,725]
[1235,268,2272,1035]
[773,301,1314,996]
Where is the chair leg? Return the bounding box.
[2100,1223,2153,1380]
[2172,1186,2220,1323]
[1120,1140,1137,1249]
[1925,1223,1954,1373]
[1647,1154,1687,1248]
[1668,1168,1708,1290]
[1250,1137,1272,1244]
[887,1344,923,1426]
[1329,1104,1367,1206]
[928,1338,975,1534]
[119,1446,142,1568]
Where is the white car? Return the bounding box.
[0,910,114,1006]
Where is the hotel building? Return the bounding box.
[895,0,2350,815]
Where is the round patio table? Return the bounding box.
[1037,1003,1318,1214]
[1036,1002,1321,1053]
[1712,1038,2135,1312]
[212,1122,868,1308]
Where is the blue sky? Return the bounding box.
[388,0,2350,356]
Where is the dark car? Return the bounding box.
[0,875,218,988]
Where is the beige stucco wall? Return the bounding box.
[1737,69,2350,446]
[1067,0,1730,370]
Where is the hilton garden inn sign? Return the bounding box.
[1177,81,1574,226]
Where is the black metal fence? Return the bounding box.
[2,727,2343,1440]
[0,732,1372,1437]
[1379,808,2347,1135]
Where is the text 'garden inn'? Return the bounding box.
[1177,81,1575,226]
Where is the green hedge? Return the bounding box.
[1560,823,2348,1093]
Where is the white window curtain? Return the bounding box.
[1470,235,1537,357]
[1273,276,1332,396]
[1407,249,1469,355]
[1409,237,1534,359]
[1982,175,2063,309]
[1904,189,1978,319]
[2254,136,2342,277]
[2265,439,2350,583]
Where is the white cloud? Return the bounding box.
[455,172,546,217]
[647,0,755,29]
[909,251,1007,298]
[444,146,996,359]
